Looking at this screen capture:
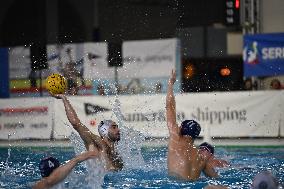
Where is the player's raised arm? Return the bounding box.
[166,69,179,136]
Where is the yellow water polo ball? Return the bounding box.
[45,73,67,95]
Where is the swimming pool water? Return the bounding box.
[0,146,283,189]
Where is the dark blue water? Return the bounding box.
[0,146,283,188]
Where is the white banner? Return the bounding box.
[52,91,284,139]
[119,38,178,79]
[83,42,113,79]
[8,46,31,79]
[176,91,283,137]
[1,91,282,139]
[46,43,86,79]
[0,98,54,139]
[47,42,112,80]
[47,43,78,76]
[53,95,123,138]
[8,39,179,80]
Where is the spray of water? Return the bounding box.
[1,134,12,177]
[52,90,147,188]
[111,97,146,170]
[68,130,87,155]
[64,123,107,189]
[84,157,107,188]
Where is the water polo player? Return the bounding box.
[199,142,230,173]
[33,151,97,189]
[166,69,218,180]
[49,93,123,171]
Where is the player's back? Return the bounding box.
[168,136,205,181]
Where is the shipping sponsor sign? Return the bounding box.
[53,95,114,139]
[0,98,53,139]
[53,91,283,138]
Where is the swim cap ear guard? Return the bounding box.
[39,157,60,177]
[180,120,201,139]
[199,142,215,154]
[98,120,113,137]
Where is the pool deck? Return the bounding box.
[0,138,283,147]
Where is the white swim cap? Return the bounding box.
[98,120,113,137]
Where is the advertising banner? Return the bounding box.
[53,91,283,138]
[46,43,85,80]
[176,91,282,137]
[0,91,283,139]
[53,95,115,138]
[47,42,109,96]
[92,38,181,95]
[8,40,181,97]
[120,38,179,78]
[243,33,284,77]
[0,98,54,139]
[7,42,108,83]
[83,42,113,80]
[47,42,110,79]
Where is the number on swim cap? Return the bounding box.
[48,160,55,168]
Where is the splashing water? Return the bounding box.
[1,144,284,188]
[60,124,107,188]
[63,94,147,188]
[68,130,87,155]
[111,98,146,170]
[60,157,107,189]
[62,93,150,188]
[84,157,107,188]
[1,134,12,177]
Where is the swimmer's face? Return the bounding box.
[107,122,120,142]
[198,148,213,160]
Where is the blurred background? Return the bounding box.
[0,0,283,98]
[0,2,283,188]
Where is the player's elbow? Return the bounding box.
[209,172,219,178]
[203,169,219,178]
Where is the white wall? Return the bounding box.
[227,32,243,55]
[261,0,284,33]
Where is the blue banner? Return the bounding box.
[0,48,9,98]
[243,33,284,77]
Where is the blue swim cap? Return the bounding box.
[180,120,201,138]
[39,157,60,177]
[199,142,214,154]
